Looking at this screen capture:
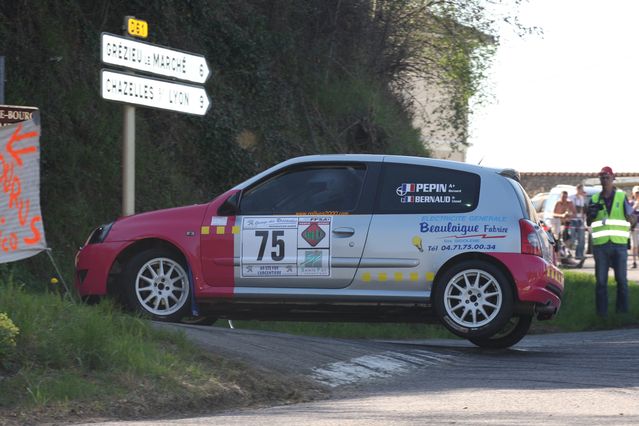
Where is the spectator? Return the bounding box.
[569,184,587,260]
[586,166,637,317]
[553,190,576,242]
[631,186,639,268]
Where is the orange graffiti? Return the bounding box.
[0,122,43,255]
[23,215,42,245]
[0,230,18,252]
[6,123,38,166]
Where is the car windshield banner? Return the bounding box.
[0,113,46,263]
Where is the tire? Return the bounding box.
[433,260,514,339]
[122,248,192,322]
[467,315,533,349]
[180,315,217,326]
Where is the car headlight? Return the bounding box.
[85,222,114,245]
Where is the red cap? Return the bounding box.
[599,166,614,176]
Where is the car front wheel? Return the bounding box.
[434,260,514,339]
[122,248,192,322]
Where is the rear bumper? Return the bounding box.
[490,253,564,319]
[74,241,130,296]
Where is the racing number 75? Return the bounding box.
[255,230,285,261]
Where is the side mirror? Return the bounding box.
[218,192,240,216]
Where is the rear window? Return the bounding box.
[375,163,480,214]
[507,178,537,221]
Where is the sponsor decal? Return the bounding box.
[302,250,323,268]
[420,221,480,235]
[419,215,509,239]
[395,183,462,204]
[241,216,331,277]
[301,222,326,247]
[396,183,416,196]
[211,216,228,226]
[416,215,510,252]
[411,235,424,252]
[298,249,330,276]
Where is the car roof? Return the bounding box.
[234,154,515,189]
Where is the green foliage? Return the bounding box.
[0,312,19,363]
[0,1,509,285]
[552,272,639,330]
[0,282,316,420]
[0,282,219,410]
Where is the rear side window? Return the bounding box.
[375,163,480,214]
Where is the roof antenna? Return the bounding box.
[478,156,484,165]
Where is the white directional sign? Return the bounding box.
[101,69,210,116]
[101,33,210,84]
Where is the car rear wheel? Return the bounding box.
[122,248,192,322]
[467,315,533,349]
[434,260,514,339]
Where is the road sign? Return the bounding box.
[0,105,38,127]
[101,33,210,84]
[126,17,148,38]
[101,69,210,116]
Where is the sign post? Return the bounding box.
[100,18,211,216]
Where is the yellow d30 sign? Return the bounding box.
[127,17,148,39]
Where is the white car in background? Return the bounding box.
[540,184,601,254]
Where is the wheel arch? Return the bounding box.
[107,238,190,299]
[433,252,519,303]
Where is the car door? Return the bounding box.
[234,162,376,289]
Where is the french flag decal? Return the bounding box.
[401,183,415,193]
[401,196,414,203]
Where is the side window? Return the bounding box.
[375,163,480,214]
[240,164,366,215]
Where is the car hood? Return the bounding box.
[105,204,209,242]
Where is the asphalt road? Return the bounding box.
[86,325,639,426]
[80,252,639,425]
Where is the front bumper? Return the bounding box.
[74,241,131,296]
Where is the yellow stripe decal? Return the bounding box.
[426,272,435,281]
[362,272,371,282]
[394,272,403,282]
[231,225,240,234]
[378,272,388,282]
[216,226,225,235]
[201,226,210,235]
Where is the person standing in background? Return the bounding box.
[553,190,576,242]
[631,186,639,269]
[587,167,636,317]
[570,184,587,260]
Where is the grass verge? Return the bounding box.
[0,283,323,425]
[0,273,637,423]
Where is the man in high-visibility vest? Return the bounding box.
[586,166,637,317]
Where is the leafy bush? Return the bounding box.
[0,312,19,363]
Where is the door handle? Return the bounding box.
[332,227,355,238]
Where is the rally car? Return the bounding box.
[75,154,563,348]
